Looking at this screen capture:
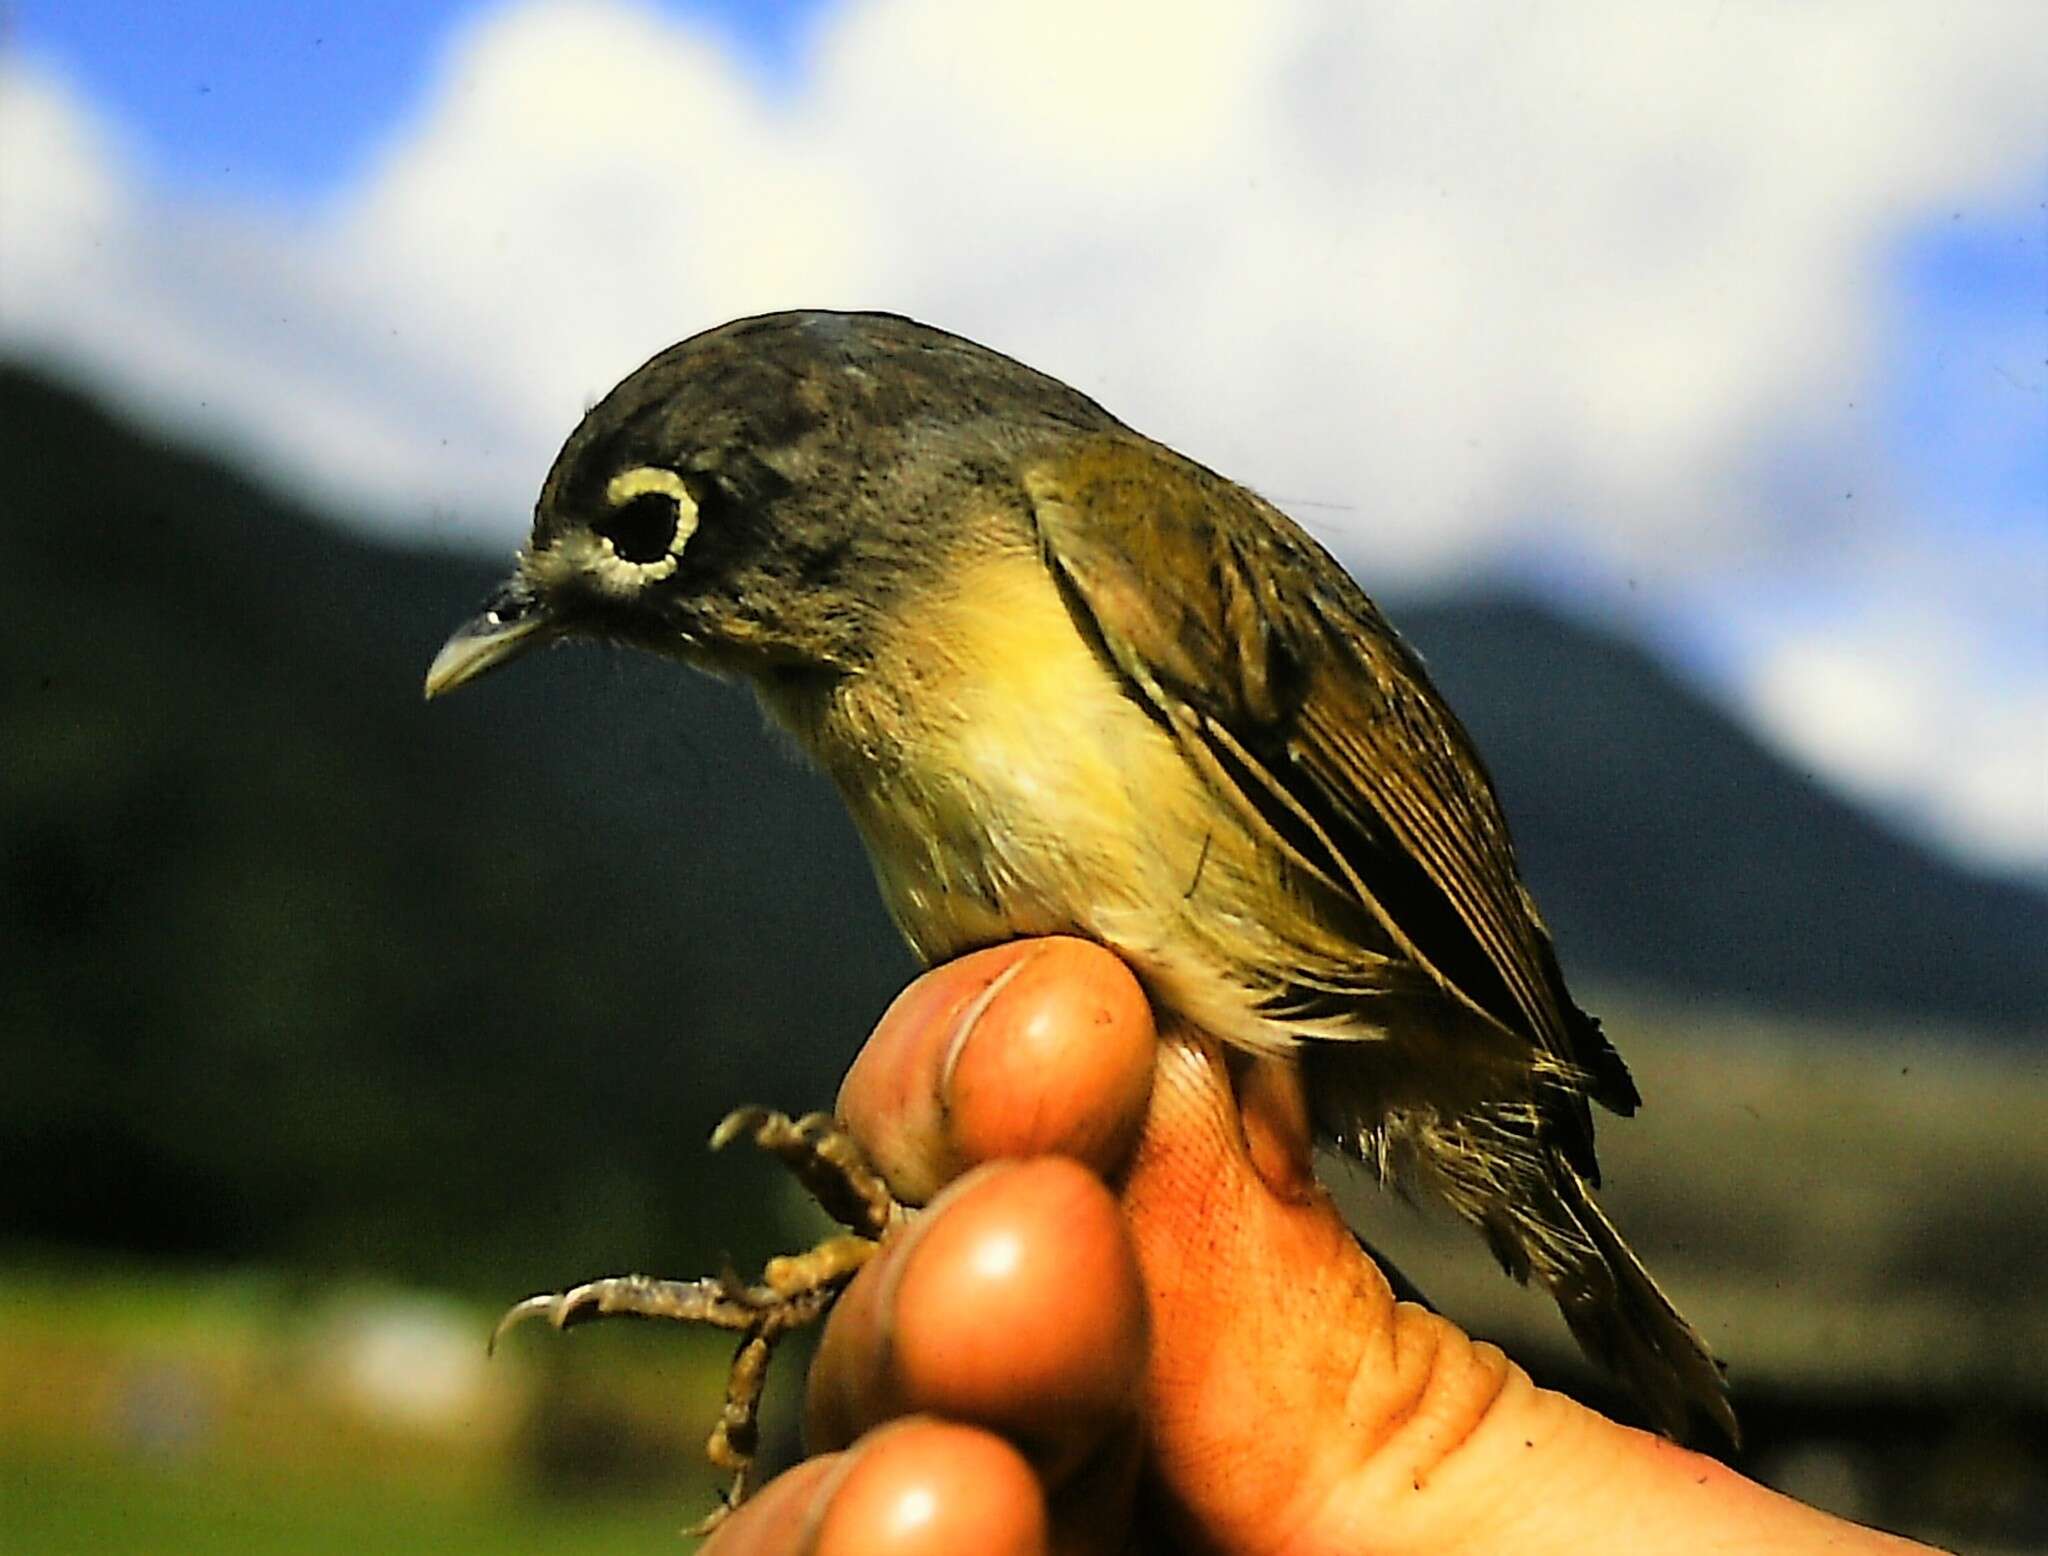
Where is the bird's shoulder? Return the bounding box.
[1018,433,1640,1135]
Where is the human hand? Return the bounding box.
[703,937,1933,1555]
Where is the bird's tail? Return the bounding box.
[1542,1157,1738,1446]
[1406,1115,1738,1445]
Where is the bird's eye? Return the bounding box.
[594,466,702,574]
[597,491,681,563]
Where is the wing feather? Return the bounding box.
[1023,436,1637,1131]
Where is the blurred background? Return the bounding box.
[2,1,2043,1549]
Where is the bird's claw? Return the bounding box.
[710,1105,900,1238]
[493,1105,902,1530]
[488,1270,758,1354]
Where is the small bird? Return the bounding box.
[427,309,1734,1444]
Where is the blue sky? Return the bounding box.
[11,1,825,194]
[1887,199,2048,530]
[2,0,2043,874]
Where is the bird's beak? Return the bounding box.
[423,573,554,700]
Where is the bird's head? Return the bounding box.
[424,309,1114,701]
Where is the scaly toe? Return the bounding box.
[493,1101,904,1526]
[710,1105,775,1153]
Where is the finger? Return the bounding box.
[703,1420,1049,1556]
[807,1157,1146,1488]
[814,1419,1049,1556]
[840,938,1155,1204]
[1232,1048,1320,1202]
[1120,1029,1439,1547]
[697,1453,838,1555]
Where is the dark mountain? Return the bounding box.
[1394,599,2048,1031]
[1,362,910,1285]
[4,362,2041,1282]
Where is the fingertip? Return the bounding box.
[891,1158,1146,1474]
[813,1418,1048,1556]
[841,942,1047,1204]
[942,937,1155,1174]
[840,939,1156,1203]
[806,1157,1146,1466]
[698,1454,841,1554]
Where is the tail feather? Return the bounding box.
[1548,1157,1738,1447]
[1392,1107,1739,1445]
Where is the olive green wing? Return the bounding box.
[1022,435,1637,1146]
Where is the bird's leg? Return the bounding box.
[709,1106,900,1240]
[491,1106,904,1533]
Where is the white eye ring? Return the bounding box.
[604,466,701,559]
[560,465,703,591]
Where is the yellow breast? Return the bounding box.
[836,546,1203,948]
[759,542,1355,1056]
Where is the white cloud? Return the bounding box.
[2,0,2045,866]
[1751,610,2048,868]
[0,55,540,538]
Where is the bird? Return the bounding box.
[425,308,1735,1445]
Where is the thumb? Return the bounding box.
[1120,1030,1518,1552]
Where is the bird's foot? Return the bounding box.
[491,1106,901,1534]
[708,1105,900,1240]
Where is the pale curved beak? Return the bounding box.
[423,575,554,699]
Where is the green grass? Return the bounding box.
[2,1444,699,1556]
[0,1262,794,1553]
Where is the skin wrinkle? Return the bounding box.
[1368,1375,1618,1556]
[1257,1309,1445,1556]
[1421,1339,1514,1475]
[1290,1298,1556,1555]
[1414,1361,1552,1548]
[1376,1316,1516,1492]
[1360,1304,1442,1459]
